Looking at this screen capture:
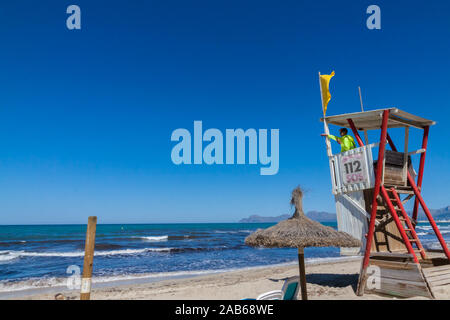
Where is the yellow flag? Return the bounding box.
[319,71,335,116]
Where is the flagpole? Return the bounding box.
[358,86,364,112]
[319,72,333,157]
[358,86,369,144]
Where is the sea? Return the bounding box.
[1,221,449,298]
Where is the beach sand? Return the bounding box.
[11,257,449,300]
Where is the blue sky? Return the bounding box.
[0,0,450,224]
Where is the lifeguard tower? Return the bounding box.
[321,108,450,298]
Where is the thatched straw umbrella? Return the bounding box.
[245,187,361,300]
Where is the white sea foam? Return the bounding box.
[214,230,253,234]
[426,241,450,250]
[0,247,173,261]
[0,277,67,293]
[416,225,433,231]
[0,251,21,262]
[139,236,169,242]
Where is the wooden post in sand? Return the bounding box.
[80,216,97,300]
[297,247,307,300]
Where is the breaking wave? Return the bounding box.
[138,235,168,242]
[0,248,174,261]
[0,245,244,263]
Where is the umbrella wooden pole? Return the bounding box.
[297,247,307,300]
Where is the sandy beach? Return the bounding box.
[8,257,448,300]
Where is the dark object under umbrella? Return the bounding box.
[245,187,361,300]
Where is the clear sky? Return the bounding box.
[1,0,450,224]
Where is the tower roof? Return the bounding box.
[320,108,435,130]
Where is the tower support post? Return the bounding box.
[357,109,390,295]
[347,118,364,147]
[413,126,429,221]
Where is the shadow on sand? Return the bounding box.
[306,273,359,291]
[269,273,359,291]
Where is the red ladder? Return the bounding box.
[390,187,427,260]
[380,186,427,263]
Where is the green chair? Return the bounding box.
[245,276,300,300]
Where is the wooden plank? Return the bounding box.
[352,121,388,130]
[394,188,415,195]
[371,252,414,259]
[371,258,416,267]
[384,164,405,185]
[424,269,450,277]
[366,277,431,298]
[380,267,425,282]
[402,194,414,205]
[426,273,450,282]
[424,271,450,282]
[422,264,450,275]
[385,150,405,166]
[408,148,426,156]
[366,288,427,298]
[388,115,425,130]
[385,178,404,186]
[426,262,450,270]
[425,249,446,253]
[373,284,431,298]
[428,278,450,287]
[394,109,436,125]
[379,277,428,290]
[362,124,406,131]
[322,108,390,123]
[421,263,450,296]
[369,260,418,271]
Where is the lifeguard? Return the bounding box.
[321,128,356,153]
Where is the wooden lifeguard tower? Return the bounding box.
[321,108,450,298]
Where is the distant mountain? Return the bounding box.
[415,206,450,221]
[239,205,450,224]
[239,211,337,223]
